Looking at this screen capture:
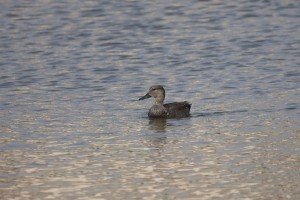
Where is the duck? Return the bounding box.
[139,85,191,118]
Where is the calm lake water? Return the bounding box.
[1,0,300,199]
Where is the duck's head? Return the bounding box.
[139,85,165,103]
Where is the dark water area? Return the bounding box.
[1,0,299,199]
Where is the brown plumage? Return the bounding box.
[139,85,191,118]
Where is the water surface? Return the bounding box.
[1,0,300,199]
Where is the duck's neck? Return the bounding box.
[154,96,165,105]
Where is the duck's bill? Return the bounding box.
[139,93,151,100]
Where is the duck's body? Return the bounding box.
[148,102,191,118]
[139,85,191,118]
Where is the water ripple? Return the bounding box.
[0,0,299,199]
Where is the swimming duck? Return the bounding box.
[139,85,191,118]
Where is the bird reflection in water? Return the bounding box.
[144,118,168,150]
[149,118,167,132]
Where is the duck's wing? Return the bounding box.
[164,101,191,110]
[163,101,191,118]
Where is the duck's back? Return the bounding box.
[163,101,191,118]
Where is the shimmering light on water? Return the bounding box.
[1,0,299,199]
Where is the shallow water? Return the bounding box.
[1,0,300,199]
